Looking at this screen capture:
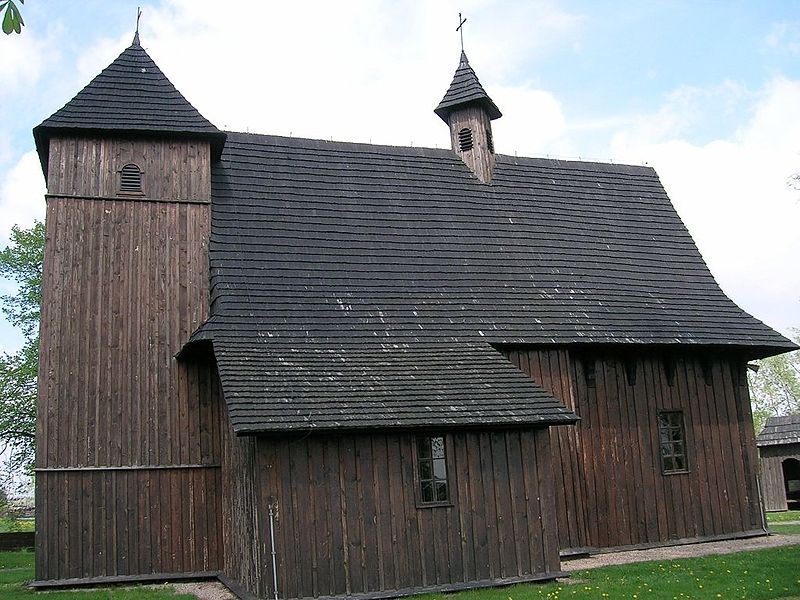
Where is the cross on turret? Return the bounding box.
[457,13,467,51]
[434,17,503,183]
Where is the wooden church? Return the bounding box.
[32,32,796,599]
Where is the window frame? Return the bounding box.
[413,434,453,508]
[657,410,689,475]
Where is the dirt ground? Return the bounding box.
[170,533,800,598]
[173,581,237,600]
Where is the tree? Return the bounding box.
[0,221,43,475]
[748,329,800,434]
[0,0,23,34]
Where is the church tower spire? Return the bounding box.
[434,50,502,183]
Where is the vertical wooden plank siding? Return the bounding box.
[46,137,212,201]
[759,444,800,512]
[503,348,764,551]
[35,137,221,581]
[447,107,496,183]
[35,468,221,580]
[231,430,560,599]
[505,349,590,552]
[221,414,265,597]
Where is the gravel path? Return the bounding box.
[562,533,800,572]
[173,581,237,600]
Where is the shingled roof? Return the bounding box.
[33,36,225,176]
[187,132,795,433]
[434,51,502,122]
[205,339,578,433]
[757,415,800,446]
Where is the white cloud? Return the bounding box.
[2,0,797,344]
[492,86,569,156]
[605,77,800,336]
[88,0,584,151]
[765,20,800,56]
[76,32,134,85]
[0,30,54,98]
[0,152,46,245]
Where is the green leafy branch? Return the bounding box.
[0,0,24,35]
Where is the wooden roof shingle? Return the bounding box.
[33,36,226,176]
[756,415,800,447]
[434,51,502,122]
[190,132,795,433]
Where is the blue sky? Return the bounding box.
[0,0,799,355]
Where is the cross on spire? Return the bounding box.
[133,7,142,45]
[456,13,467,51]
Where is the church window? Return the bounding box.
[658,410,688,474]
[416,435,449,505]
[486,127,494,153]
[458,127,473,151]
[119,163,143,194]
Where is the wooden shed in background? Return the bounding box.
[757,415,800,512]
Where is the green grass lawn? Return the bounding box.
[419,545,800,600]
[766,511,800,524]
[0,551,195,600]
[2,546,799,600]
[771,524,800,535]
[0,519,34,533]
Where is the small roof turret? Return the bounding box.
[434,51,502,123]
[33,36,226,176]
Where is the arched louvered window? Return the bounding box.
[458,127,473,151]
[486,127,494,153]
[119,163,143,194]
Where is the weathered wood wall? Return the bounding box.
[223,429,562,600]
[35,137,222,581]
[759,444,800,512]
[504,348,763,551]
[45,136,211,201]
[448,106,496,183]
[36,467,222,579]
[502,348,590,553]
[0,532,35,551]
[221,417,263,596]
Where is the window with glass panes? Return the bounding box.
[417,436,449,504]
[658,410,688,473]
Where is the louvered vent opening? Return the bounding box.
[458,127,473,151]
[486,127,494,153]
[119,163,143,194]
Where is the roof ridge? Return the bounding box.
[221,130,656,171]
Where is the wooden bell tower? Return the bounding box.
[32,34,226,583]
[434,51,502,183]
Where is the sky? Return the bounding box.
[0,0,799,357]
